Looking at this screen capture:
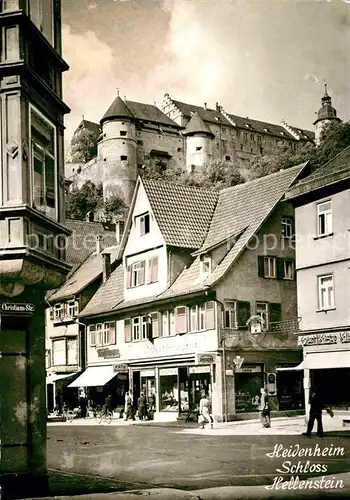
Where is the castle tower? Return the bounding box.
[313,84,340,145]
[99,95,137,205]
[183,112,214,172]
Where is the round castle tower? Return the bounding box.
[183,111,214,172]
[313,84,340,145]
[99,95,137,205]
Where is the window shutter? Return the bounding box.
[147,259,152,283]
[140,260,145,285]
[269,303,282,325]
[110,322,116,344]
[152,256,159,282]
[127,265,132,288]
[205,301,215,330]
[124,318,132,343]
[175,306,187,334]
[290,216,295,237]
[257,256,265,277]
[277,258,285,280]
[236,301,251,329]
[151,312,160,339]
[49,308,54,320]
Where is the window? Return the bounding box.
[224,301,236,329]
[162,311,170,336]
[190,305,198,332]
[169,310,176,335]
[317,201,332,236]
[264,257,277,278]
[67,339,77,365]
[147,256,159,283]
[256,302,268,329]
[242,132,248,142]
[89,325,96,346]
[141,316,148,340]
[103,322,116,345]
[284,260,294,280]
[96,323,103,345]
[205,301,215,329]
[52,339,66,365]
[150,312,160,339]
[127,261,146,288]
[257,135,262,143]
[318,275,334,310]
[139,213,150,235]
[30,106,56,220]
[281,217,294,239]
[45,349,51,369]
[54,303,62,320]
[120,131,127,136]
[201,256,211,275]
[196,146,202,151]
[137,140,144,146]
[175,306,187,334]
[132,317,140,341]
[29,0,54,45]
[199,304,206,331]
[120,155,127,161]
[225,155,231,161]
[67,300,78,318]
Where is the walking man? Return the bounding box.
[303,388,333,437]
[259,387,271,428]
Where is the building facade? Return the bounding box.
[0,0,70,496]
[286,146,350,414]
[72,166,308,421]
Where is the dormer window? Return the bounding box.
[67,300,78,318]
[139,212,150,235]
[201,256,211,275]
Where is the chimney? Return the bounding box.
[96,235,103,254]
[102,253,111,283]
[204,102,207,110]
[115,220,125,245]
[216,102,221,112]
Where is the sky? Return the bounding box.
[61,0,350,143]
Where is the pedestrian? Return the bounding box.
[104,394,113,415]
[198,390,213,429]
[259,388,271,428]
[125,391,135,421]
[303,388,333,437]
[137,392,147,420]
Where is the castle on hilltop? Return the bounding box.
[66,86,340,206]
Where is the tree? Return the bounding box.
[70,128,98,164]
[247,120,350,180]
[67,181,103,220]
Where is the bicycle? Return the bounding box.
[95,406,112,424]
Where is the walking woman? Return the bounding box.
[199,391,213,429]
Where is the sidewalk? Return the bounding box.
[48,413,349,436]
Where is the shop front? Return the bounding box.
[234,364,264,413]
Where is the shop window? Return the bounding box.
[127,261,146,288]
[89,325,96,346]
[159,368,178,411]
[281,216,294,239]
[318,274,334,310]
[30,106,57,220]
[147,256,159,283]
[224,300,237,329]
[175,306,187,334]
[317,200,332,236]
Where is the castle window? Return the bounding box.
[257,135,262,143]
[137,140,143,146]
[196,146,202,151]
[120,131,127,136]
[177,147,182,152]
[225,155,231,161]
[121,155,127,161]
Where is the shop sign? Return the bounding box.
[117,373,128,380]
[298,331,350,347]
[195,352,216,365]
[0,302,34,314]
[189,365,211,374]
[113,363,128,373]
[159,367,177,376]
[140,369,155,377]
[235,365,262,373]
[97,348,120,359]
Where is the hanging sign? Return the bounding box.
[0,303,34,315]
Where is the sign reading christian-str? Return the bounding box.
[0,302,35,314]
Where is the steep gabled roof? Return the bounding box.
[142,179,219,249]
[125,100,181,128]
[183,112,214,137]
[80,119,101,136]
[287,146,350,199]
[171,100,232,126]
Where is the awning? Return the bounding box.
[46,373,79,383]
[277,350,350,371]
[68,366,117,388]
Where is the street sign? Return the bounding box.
[113,363,128,373]
[0,302,34,315]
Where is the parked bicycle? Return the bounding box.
[95,405,112,424]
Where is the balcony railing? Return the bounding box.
[266,318,301,333]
